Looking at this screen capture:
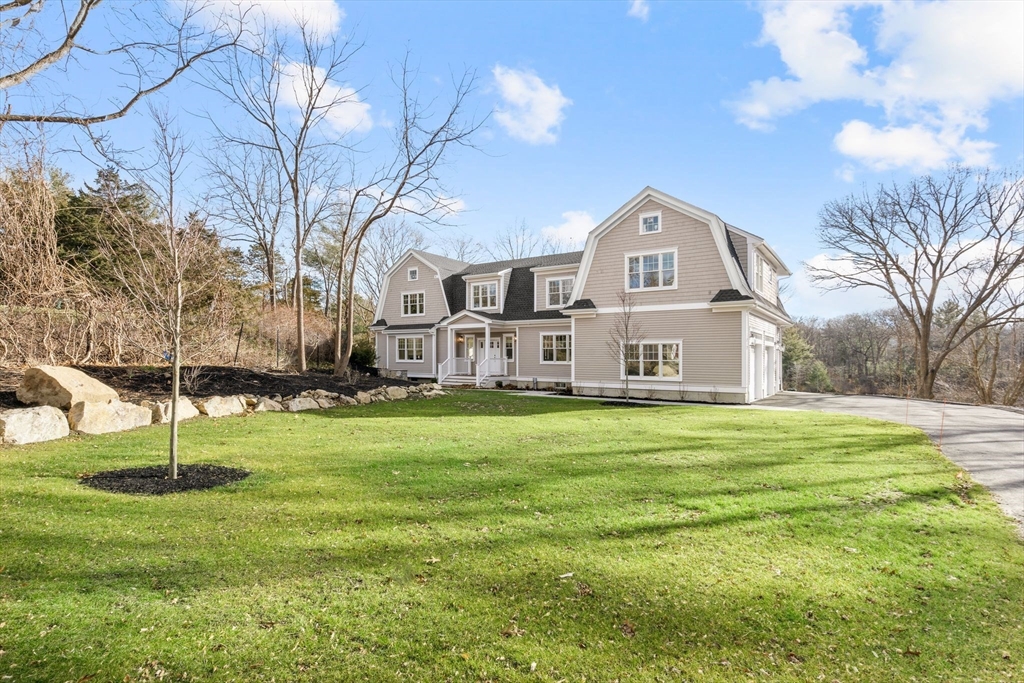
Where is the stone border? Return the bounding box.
[0,382,448,446]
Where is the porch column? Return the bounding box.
[483,323,491,380]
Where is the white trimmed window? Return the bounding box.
[546,277,574,307]
[402,292,424,316]
[624,342,680,379]
[756,256,765,291]
[541,333,572,364]
[627,251,676,290]
[639,210,661,234]
[504,334,515,361]
[408,267,419,281]
[396,337,423,362]
[471,282,498,309]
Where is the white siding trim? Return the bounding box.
[574,381,745,394]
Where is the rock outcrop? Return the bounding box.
[16,366,119,410]
[68,400,153,435]
[385,386,409,401]
[0,406,71,444]
[253,397,283,412]
[283,397,320,412]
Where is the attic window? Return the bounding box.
[639,210,661,234]
[408,267,418,281]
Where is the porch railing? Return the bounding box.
[438,357,452,384]
[475,357,508,386]
[439,357,473,383]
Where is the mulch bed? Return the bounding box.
[0,365,411,410]
[79,464,251,496]
[600,400,660,408]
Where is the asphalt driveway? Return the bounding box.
[756,392,1024,525]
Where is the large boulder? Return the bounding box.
[16,366,118,410]
[195,396,246,418]
[354,391,372,405]
[253,397,283,412]
[145,397,201,425]
[0,406,70,444]
[337,395,357,406]
[68,400,152,435]
[283,397,319,412]
[385,386,409,401]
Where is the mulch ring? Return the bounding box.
[79,464,251,496]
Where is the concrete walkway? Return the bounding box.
[755,392,1024,525]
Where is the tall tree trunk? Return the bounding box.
[915,328,934,399]
[335,238,364,376]
[333,258,346,372]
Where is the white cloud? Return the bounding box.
[492,65,572,145]
[627,0,650,22]
[279,61,372,135]
[733,0,1024,170]
[195,0,345,36]
[541,210,596,247]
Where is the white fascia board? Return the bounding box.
[529,263,581,274]
[754,242,792,277]
[567,187,753,305]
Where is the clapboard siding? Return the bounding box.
[516,324,572,380]
[534,266,580,312]
[573,309,742,386]
[380,254,448,324]
[580,199,732,307]
[384,332,435,376]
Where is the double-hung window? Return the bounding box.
[756,256,765,291]
[471,282,497,309]
[402,292,424,316]
[408,267,419,281]
[627,251,676,290]
[639,211,661,234]
[396,337,423,362]
[547,277,574,308]
[503,334,515,361]
[541,333,571,363]
[624,342,680,378]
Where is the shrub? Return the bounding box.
[350,337,376,367]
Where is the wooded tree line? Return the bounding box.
[783,311,1024,406]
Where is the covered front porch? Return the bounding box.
[438,313,516,387]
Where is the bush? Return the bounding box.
[350,337,377,367]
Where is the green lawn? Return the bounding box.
[1,391,1021,682]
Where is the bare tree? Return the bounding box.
[487,218,539,261]
[605,290,645,403]
[207,143,285,311]
[206,20,355,371]
[98,110,226,479]
[356,218,428,309]
[330,57,480,376]
[808,167,1024,398]
[438,234,485,263]
[0,1,243,126]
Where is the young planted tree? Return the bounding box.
[605,290,645,403]
[99,110,227,479]
[808,167,1024,399]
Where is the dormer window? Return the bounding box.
[546,277,574,308]
[639,210,662,234]
[408,267,418,281]
[471,282,497,309]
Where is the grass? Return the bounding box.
[1,391,1021,682]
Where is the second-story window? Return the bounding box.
[402,292,424,316]
[547,277,574,307]
[408,267,418,281]
[627,251,675,290]
[471,282,497,309]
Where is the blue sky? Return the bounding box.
[12,0,1024,318]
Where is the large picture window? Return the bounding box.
[624,342,679,378]
[627,251,675,290]
[547,277,574,307]
[396,337,423,362]
[402,292,424,316]
[471,282,497,309]
[541,333,572,363]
